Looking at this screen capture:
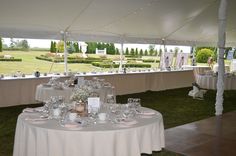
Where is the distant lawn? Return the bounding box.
[0,51,95,74]
[1,87,236,156]
[0,51,160,75]
[0,50,231,75]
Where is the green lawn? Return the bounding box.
[1,87,236,156]
[0,50,231,75]
[0,51,160,75]
[0,51,96,74]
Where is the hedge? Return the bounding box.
[125,63,151,68]
[142,59,159,63]
[125,55,140,58]
[92,62,151,68]
[92,62,119,68]
[35,56,53,62]
[0,58,22,62]
[36,55,104,63]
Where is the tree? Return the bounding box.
[73,42,79,53]
[10,38,17,48]
[0,37,2,52]
[97,42,102,49]
[135,48,138,56]
[149,44,155,56]
[17,40,30,51]
[57,41,64,52]
[115,48,120,55]
[144,49,148,56]
[110,43,116,55]
[86,42,97,53]
[139,49,143,56]
[125,47,129,55]
[50,41,54,52]
[154,50,158,56]
[130,48,135,56]
[67,42,75,54]
[53,42,57,52]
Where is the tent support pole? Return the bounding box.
[159,39,166,70]
[119,42,124,72]
[215,0,227,116]
[63,31,68,75]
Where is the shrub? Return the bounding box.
[196,48,214,63]
[0,58,22,62]
[35,56,53,62]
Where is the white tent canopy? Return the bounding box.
[0,0,235,46]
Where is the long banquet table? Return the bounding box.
[0,70,194,107]
[13,107,165,156]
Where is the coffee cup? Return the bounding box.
[98,113,107,121]
[69,112,77,121]
[53,108,61,117]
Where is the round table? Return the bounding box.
[13,107,165,156]
[35,84,74,102]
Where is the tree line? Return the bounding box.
[1,38,30,51]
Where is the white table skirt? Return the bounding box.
[196,75,236,90]
[13,108,165,156]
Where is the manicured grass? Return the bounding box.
[0,51,159,75]
[0,51,95,74]
[117,87,236,128]
[1,87,236,156]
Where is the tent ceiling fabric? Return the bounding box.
[0,0,235,46]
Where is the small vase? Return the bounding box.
[75,101,85,112]
[75,100,88,116]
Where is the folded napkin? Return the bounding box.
[63,122,82,130]
[114,118,138,127]
[123,119,138,125]
[25,116,48,124]
[137,110,156,116]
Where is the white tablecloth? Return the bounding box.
[13,108,165,156]
[0,70,194,107]
[35,84,74,102]
[35,84,111,104]
[196,74,236,90]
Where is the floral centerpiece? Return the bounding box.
[70,85,93,102]
[70,85,97,115]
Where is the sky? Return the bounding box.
[2,38,191,52]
